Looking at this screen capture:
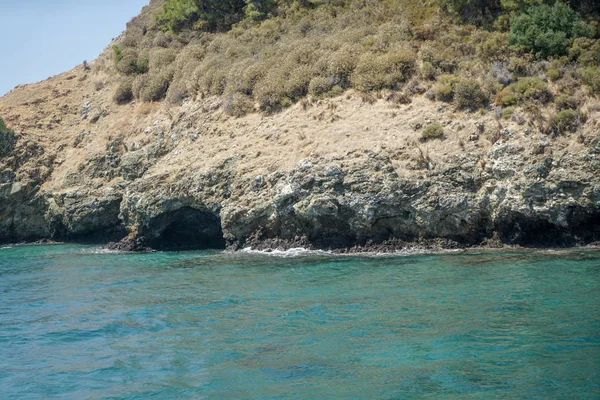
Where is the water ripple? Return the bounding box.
[0,244,598,398]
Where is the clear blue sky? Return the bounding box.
[0,0,150,96]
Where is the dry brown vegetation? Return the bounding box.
[107,0,598,125]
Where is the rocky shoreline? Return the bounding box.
[2,132,600,252]
[2,84,599,252]
[4,235,600,256]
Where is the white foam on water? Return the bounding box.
[239,246,464,258]
[79,247,135,255]
[339,247,462,258]
[240,247,333,258]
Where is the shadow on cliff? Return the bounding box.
[495,208,600,247]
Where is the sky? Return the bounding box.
[0,0,150,96]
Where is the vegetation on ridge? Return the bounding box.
[0,116,16,157]
[107,0,599,136]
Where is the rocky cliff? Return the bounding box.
[1,2,599,251]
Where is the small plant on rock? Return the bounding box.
[552,109,580,134]
[434,74,460,102]
[454,79,489,111]
[421,123,445,142]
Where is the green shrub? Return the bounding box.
[421,123,445,141]
[330,85,344,97]
[156,0,251,33]
[194,57,229,95]
[153,31,175,48]
[309,76,333,96]
[351,46,416,92]
[496,89,518,106]
[134,69,175,102]
[116,54,140,75]
[0,116,16,157]
[136,53,150,74]
[581,66,600,94]
[244,0,276,22]
[509,1,592,58]
[568,38,600,66]
[553,109,580,133]
[421,61,437,80]
[454,79,489,110]
[420,42,458,73]
[434,84,454,102]
[122,29,142,48]
[510,77,543,95]
[437,0,498,25]
[502,106,515,119]
[254,74,286,112]
[230,62,266,96]
[328,45,361,87]
[508,55,530,77]
[546,59,566,82]
[434,74,460,102]
[149,48,178,72]
[555,95,579,111]
[546,67,561,82]
[132,74,149,100]
[114,79,134,104]
[477,32,510,62]
[285,64,315,99]
[223,93,253,117]
[113,45,124,62]
[494,77,552,106]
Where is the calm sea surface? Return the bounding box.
[0,245,599,399]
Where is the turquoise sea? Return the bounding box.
[0,244,599,399]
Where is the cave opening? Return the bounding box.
[149,207,226,251]
[496,209,600,247]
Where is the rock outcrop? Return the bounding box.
[1,62,599,251]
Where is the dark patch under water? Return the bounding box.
[0,245,599,398]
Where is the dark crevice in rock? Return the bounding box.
[495,209,600,247]
[49,219,127,245]
[69,226,129,245]
[147,207,226,251]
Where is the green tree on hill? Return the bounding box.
[157,0,282,33]
[510,1,592,58]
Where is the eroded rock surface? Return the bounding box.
[1,67,599,250]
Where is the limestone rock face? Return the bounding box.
[1,73,599,250]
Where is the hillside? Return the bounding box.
[0,0,599,250]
